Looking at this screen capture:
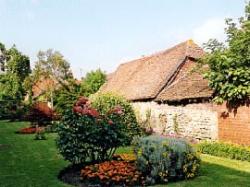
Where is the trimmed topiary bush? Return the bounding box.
[90,92,142,145]
[57,96,136,164]
[133,135,200,185]
[197,141,250,162]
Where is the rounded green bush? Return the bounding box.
[90,92,142,145]
[133,135,200,185]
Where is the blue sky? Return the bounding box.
[0,0,246,78]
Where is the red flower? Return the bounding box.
[108,120,114,125]
[73,106,83,114]
[76,97,88,106]
[81,108,90,115]
[88,108,100,118]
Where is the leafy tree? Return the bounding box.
[0,72,24,119]
[0,73,23,100]
[34,49,73,82]
[6,46,31,82]
[53,69,106,114]
[0,44,31,103]
[0,43,31,119]
[0,43,7,72]
[53,79,84,114]
[203,2,250,105]
[33,49,73,109]
[81,69,106,96]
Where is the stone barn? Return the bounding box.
[100,40,250,145]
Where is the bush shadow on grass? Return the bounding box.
[157,161,250,187]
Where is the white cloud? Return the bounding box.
[192,18,226,45]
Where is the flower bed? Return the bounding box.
[18,127,37,134]
[57,96,200,186]
[80,160,144,186]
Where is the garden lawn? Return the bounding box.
[0,121,250,187]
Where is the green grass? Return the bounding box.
[1,121,250,187]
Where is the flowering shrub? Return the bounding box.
[80,161,144,186]
[57,96,135,164]
[133,136,200,185]
[90,93,141,145]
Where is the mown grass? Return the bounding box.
[0,120,250,187]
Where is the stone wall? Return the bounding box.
[132,102,218,141]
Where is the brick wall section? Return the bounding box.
[217,103,250,145]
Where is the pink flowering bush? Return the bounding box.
[57,96,134,164]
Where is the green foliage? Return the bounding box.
[0,44,30,100]
[0,42,6,72]
[90,93,142,145]
[6,46,31,82]
[133,136,200,185]
[0,74,26,119]
[203,3,250,105]
[0,96,25,120]
[197,141,250,162]
[32,49,73,108]
[0,73,23,100]
[57,97,133,164]
[53,69,106,114]
[0,43,31,119]
[53,79,84,114]
[34,49,73,82]
[81,69,106,96]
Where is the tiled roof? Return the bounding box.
[100,40,213,101]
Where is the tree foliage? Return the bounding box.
[0,73,23,100]
[203,3,250,105]
[53,79,84,114]
[0,44,31,100]
[81,69,106,96]
[0,43,31,119]
[34,49,73,82]
[32,49,73,108]
[54,69,106,114]
[6,46,31,82]
[0,43,7,72]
